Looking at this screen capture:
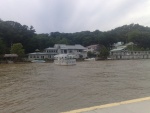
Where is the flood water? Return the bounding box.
[0,60,150,113]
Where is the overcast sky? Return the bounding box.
[0,0,150,33]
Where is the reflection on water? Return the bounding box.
[0,60,150,113]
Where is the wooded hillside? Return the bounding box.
[0,19,150,55]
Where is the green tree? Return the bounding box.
[0,38,6,54]
[57,38,69,44]
[1,18,150,54]
[127,30,140,42]
[87,51,96,58]
[10,43,24,57]
[99,46,109,59]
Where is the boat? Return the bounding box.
[31,59,46,63]
[84,58,96,61]
[54,54,76,65]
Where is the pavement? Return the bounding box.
[63,97,150,113]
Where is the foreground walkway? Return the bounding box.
[63,97,150,113]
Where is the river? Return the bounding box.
[0,60,150,113]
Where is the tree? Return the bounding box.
[127,30,140,42]
[99,46,109,59]
[87,51,96,58]
[10,43,24,57]
[0,38,6,54]
[1,19,150,54]
[57,38,69,44]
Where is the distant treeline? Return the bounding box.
[0,18,150,54]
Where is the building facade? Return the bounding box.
[86,44,100,52]
[110,50,150,60]
[28,44,87,61]
[109,42,150,60]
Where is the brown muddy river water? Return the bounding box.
[0,60,150,113]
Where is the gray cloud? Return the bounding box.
[0,0,149,33]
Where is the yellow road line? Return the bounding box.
[62,96,150,113]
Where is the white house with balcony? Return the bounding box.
[28,44,87,61]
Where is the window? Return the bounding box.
[64,50,67,53]
[69,50,72,53]
[79,50,82,52]
[41,56,44,59]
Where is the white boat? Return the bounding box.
[54,54,76,65]
[84,58,96,61]
[31,59,46,63]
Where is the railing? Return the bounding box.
[54,59,76,65]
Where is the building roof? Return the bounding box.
[86,44,99,49]
[29,52,48,55]
[4,54,18,57]
[125,42,134,46]
[54,54,75,58]
[45,47,57,50]
[110,46,127,52]
[110,48,125,52]
[111,42,135,52]
[54,44,86,50]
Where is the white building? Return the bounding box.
[110,44,150,60]
[28,44,87,61]
[110,50,150,60]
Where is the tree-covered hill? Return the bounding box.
[111,24,150,44]
[0,19,150,55]
[0,19,36,53]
